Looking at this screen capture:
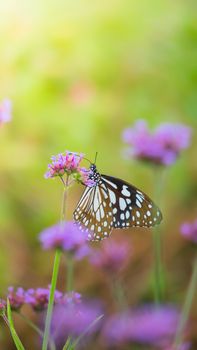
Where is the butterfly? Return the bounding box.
[73,163,162,241]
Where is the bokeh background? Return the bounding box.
[0,0,197,349]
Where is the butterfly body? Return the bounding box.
[74,164,162,241]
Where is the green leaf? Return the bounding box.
[62,337,75,350]
[7,299,26,350]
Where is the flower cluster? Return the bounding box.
[3,287,83,313]
[44,151,95,187]
[7,287,26,311]
[0,299,6,314]
[0,99,12,126]
[122,120,191,166]
[39,221,91,259]
[103,304,180,348]
[25,288,63,311]
[90,239,131,274]
[180,219,197,243]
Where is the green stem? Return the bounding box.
[174,255,197,347]
[42,176,69,350]
[66,254,74,292]
[152,167,165,304]
[42,249,61,350]
[152,227,163,304]
[60,176,69,222]
[111,276,127,310]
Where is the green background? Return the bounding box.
[0,0,196,348]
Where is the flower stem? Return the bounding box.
[42,176,70,350]
[60,175,69,222]
[152,227,163,303]
[111,277,127,310]
[66,253,74,292]
[42,248,61,350]
[174,255,197,347]
[152,167,165,304]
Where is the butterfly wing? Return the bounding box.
[73,183,114,241]
[101,174,162,228]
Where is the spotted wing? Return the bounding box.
[73,183,113,241]
[101,174,162,228]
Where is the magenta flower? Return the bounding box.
[103,304,180,347]
[0,99,12,126]
[0,299,6,314]
[25,287,62,311]
[39,221,91,259]
[90,239,130,274]
[122,120,191,166]
[7,287,26,311]
[44,150,95,187]
[180,219,197,243]
[51,295,103,347]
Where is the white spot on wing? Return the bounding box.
[96,211,101,221]
[120,213,125,220]
[136,199,142,208]
[109,189,116,204]
[119,198,126,210]
[113,208,117,214]
[121,185,130,197]
[136,211,140,218]
[126,210,130,219]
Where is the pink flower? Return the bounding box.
[39,221,91,259]
[122,120,192,166]
[25,287,63,311]
[0,99,12,125]
[103,304,180,347]
[7,287,26,311]
[45,151,95,187]
[180,219,197,243]
[0,299,6,315]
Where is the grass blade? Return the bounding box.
[7,299,25,350]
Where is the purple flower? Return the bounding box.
[122,120,191,166]
[51,295,103,347]
[103,304,180,347]
[90,239,131,274]
[7,287,26,311]
[25,287,63,311]
[39,221,91,259]
[180,219,197,243]
[0,99,12,125]
[44,150,95,187]
[0,299,6,315]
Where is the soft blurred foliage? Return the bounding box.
[0,0,196,349]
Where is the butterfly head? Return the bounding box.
[90,163,97,173]
[88,163,101,184]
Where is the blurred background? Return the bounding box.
[0,0,196,349]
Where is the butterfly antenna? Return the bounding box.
[83,157,92,164]
[94,152,98,164]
